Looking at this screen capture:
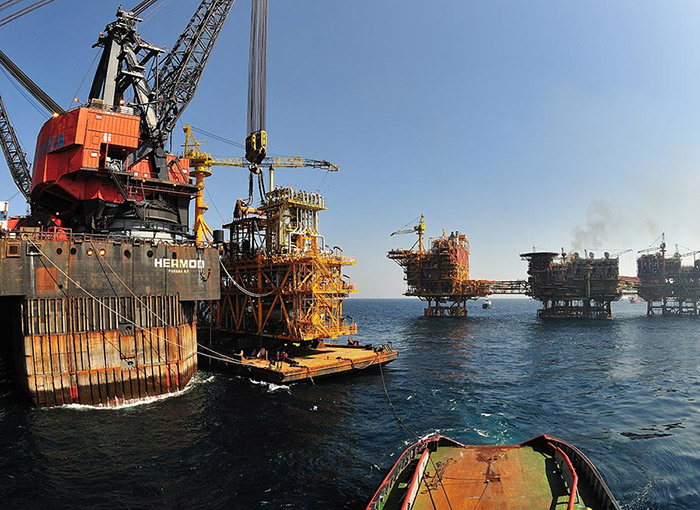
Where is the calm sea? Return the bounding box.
[1,298,699,509]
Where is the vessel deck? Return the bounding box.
[207,343,398,383]
[410,444,571,510]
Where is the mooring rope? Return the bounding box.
[33,249,174,397]
[87,240,229,361]
[378,362,455,510]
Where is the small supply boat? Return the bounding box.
[482,298,492,309]
[367,434,620,510]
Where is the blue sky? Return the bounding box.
[2,1,700,297]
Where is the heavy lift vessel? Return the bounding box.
[0,1,229,406]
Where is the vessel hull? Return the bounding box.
[0,231,220,406]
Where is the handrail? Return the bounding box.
[548,442,579,510]
[5,229,202,246]
[400,448,430,510]
[366,439,430,510]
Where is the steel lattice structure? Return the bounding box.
[150,0,235,141]
[205,188,358,343]
[389,232,492,317]
[0,93,31,200]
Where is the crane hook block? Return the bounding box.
[245,130,267,164]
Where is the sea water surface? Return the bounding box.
[1,298,699,509]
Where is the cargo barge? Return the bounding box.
[202,341,397,384]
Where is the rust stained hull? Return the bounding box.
[22,323,197,407]
[0,231,220,407]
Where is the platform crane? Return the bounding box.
[638,233,666,257]
[678,248,700,262]
[390,214,426,253]
[183,124,338,243]
[611,248,633,258]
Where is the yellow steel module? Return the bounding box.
[213,187,358,341]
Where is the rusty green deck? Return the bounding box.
[405,444,593,510]
[369,435,620,510]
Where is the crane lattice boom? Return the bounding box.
[0,92,31,200]
[150,0,235,142]
[183,125,338,172]
[209,156,338,171]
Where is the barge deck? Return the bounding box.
[202,342,398,383]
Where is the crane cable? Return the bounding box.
[0,0,54,28]
[247,0,268,137]
[191,125,245,150]
[0,0,24,12]
[130,0,158,16]
[69,50,100,109]
[22,235,246,367]
[0,65,47,118]
[141,0,173,23]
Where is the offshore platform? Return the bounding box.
[520,251,622,319]
[388,216,637,319]
[636,234,700,316]
[388,216,526,316]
